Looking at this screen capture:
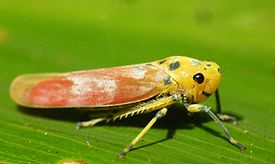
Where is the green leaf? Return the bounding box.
[0,1,274,163]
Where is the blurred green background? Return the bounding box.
[0,0,274,163]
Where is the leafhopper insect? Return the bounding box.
[10,56,245,159]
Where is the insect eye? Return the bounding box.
[193,73,204,84]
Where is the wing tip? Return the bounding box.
[10,75,31,107]
[9,74,59,108]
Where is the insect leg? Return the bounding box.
[187,104,245,151]
[215,89,237,123]
[76,95,180,130]
[119,107,168,160]
[76,117,106,129]
[112,94,181,121]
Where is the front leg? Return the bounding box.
[215,89,237,124]
[187,104,245,151]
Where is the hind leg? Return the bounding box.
[76,117,107,129]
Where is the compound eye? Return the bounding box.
[193,73,204,84]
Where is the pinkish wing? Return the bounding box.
[10,64,168,108]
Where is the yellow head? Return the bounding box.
[155,56,221,103]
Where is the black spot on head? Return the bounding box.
[206,63,211,67]
[164,76,172,85]
[193,73,204,84]
[159,59,167,64]
[218,68,221,73]
[169,61,180,71]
